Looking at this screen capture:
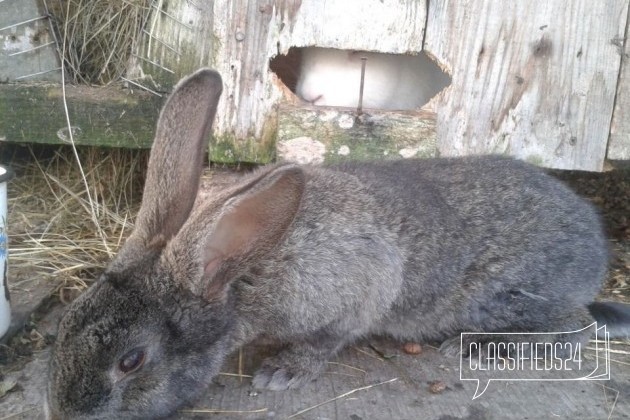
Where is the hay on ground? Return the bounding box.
[7,146,147,301]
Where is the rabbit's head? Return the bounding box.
[46,252,233,419]
[46,69,226,419]
[47,68,305,419]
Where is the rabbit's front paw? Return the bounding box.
[252,347,328,390]
[252,355,326,391]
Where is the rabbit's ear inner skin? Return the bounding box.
[201,165,306,295]
[161,164,306,302]
[111,69,223,272]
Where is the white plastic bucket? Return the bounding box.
[0,165,14,339]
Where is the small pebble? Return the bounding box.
[429,380,446,394]
[403,342,422,355]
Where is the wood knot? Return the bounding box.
[532,38,553,58]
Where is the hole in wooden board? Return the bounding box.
[269,47,302,92]
[269,47,451,111]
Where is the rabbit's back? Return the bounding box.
[227,164,406,346]
[327,156,607,341]
[227,156,606,348]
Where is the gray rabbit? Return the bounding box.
[46,68,629,419]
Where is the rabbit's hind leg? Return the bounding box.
[439,306,594,362]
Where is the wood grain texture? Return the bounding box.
[277,0,426,52]
[4,0,622,168]
[608,7,630,160]
[425,0,629,171]
[210,0,430,162]
[277,105,437,163]
[131,0,215,87]
[131,0,431,162]
[0,84,161,148]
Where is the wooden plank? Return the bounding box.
[132,0,214,88]
[425,0,629,171]
[214,0,429,151]
[0,84,161,148]
[278,0,427,53]
[130,0,280,162]
[608,6,630,160]
[277,105,437,164]
[0,0,60,82]
[129,0,431,163]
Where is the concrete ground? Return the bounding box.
[0,301,629,420]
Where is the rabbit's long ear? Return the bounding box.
[167,164,305,300]
[123,69,223,258]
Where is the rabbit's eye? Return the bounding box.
[119,348,146,374]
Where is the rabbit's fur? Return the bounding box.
[48,69,619,419]
[296,47,451,110]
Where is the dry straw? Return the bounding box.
[7,1,152,297]
[8,146,148,300]
[45,0,151,85]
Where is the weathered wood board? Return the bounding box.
[608,7,630,161]
[425,0,629,171]
[130,0,431,163]
[1,0,629,169]
[131,0,215,88]
[129,0,630,169]
[0,84,161,148]
[277,105,437,164]
[0,0,60,82]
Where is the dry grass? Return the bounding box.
[45,0,151,85]
[7,146,148,301]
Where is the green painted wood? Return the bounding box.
[0,84,437,165]
[0,83,276,163]
[0,83,162,148]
